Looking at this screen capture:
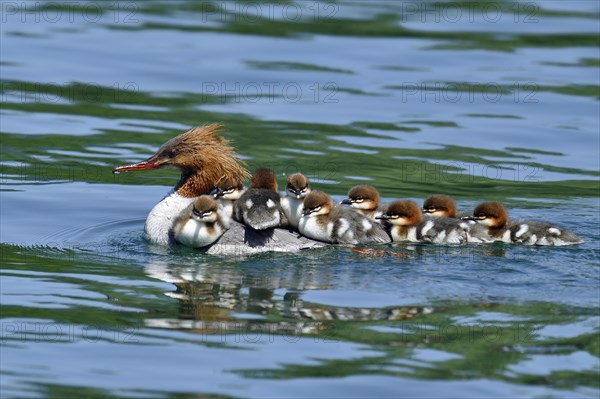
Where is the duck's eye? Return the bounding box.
[311,206,322,213]
[389,214,400,219]
[425,207,435,212]
[168,148,179,158]
[354,198,364,203]
[202,211,213,217]
[192,209,201,217]
[301,186,308,192]
[475,214,486,219]
[223,188,234,194]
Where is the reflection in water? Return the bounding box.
[144,258,434,337]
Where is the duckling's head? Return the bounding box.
[376,200,421,226]
[466,202,508,228]
[191,196,220,223]
[210,177,244,200]
[250,168,278,191]
[302,191,332,218]
[286,173,310,199]
[342,184,379,210]
[423,194,457,218]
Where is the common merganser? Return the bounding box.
[299,191,390,244]
[280,173,311,229]
[462,202,584,246]
[172,196,230,248]
[210,177,245,218]
[113,124,324,254]
[376,200,488,244]
[233,168,288,230]
[341,184,386,220]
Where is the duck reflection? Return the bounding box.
[143,254,433,338]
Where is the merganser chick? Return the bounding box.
[280,173,311,229]
[462,202,584,246]
[113,124,248,246]
[376,200,488,244]
[210,178,245,218]
[233,168,288,230]
[299,191,390,244]
[172,196,230,248]
[341,184,386,220]
[423,194,460,218]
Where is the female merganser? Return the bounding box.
[299,191,390,244]
[376,200,488,244]
[210,177,245,218]
[233,168,288,230]
[172,196,230,248]
[462,202,584,246]
[113,124,324,254]
[280,173,311,229]
[341,184,386,220]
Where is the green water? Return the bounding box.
[1,1,599,398]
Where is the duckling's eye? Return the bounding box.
[223,188,234,194]
[192,209,201,217]
[311,206,322,213]
[475,213,486,219]
[426,207,436,212]
[301,186,308,192]
[202,211,213,217]
[354,198,364,203]
[389,213,400,219]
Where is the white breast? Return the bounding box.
[144,190,195,246]
[217,199,234,218]
[281,196,304,228]
[175,220,224,248]
[390,226,418,242]
[299,217,330,243]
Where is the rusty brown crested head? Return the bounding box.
[286,173,310,199]
[113,124,249,197]
[376,200,422,226]
[465,202,509,229]
[250,168,278,191]
[342,184,380,210]
[423,194,457,217]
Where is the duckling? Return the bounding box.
[462,202,584,246]
[422,194,469,218]
[173,196,230,248]
[280,173,311,229]
[299,191,390,244]
[341,184,386,220]
[210,178,245,218]
[233,168,288,230]
[377,200,489,244]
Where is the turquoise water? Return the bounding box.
[1,1,599,398]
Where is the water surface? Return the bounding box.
[1,1,599,398]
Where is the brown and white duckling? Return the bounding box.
[299,191,390,244]
[210,178,245,218]
[173,196,230,248]
[377,200,488,244]
[423,194,462,218]
[280,173,311,229]
[462,202,583,246]
[233,168,288,230]
[341,184,386,220]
